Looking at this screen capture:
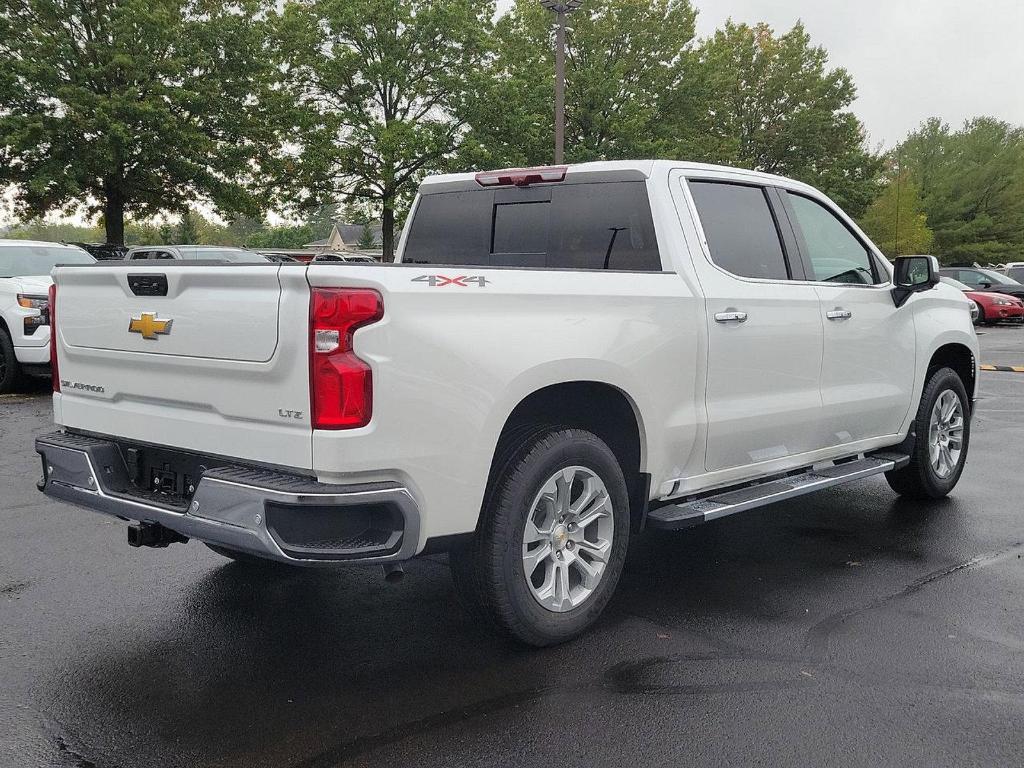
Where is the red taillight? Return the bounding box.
[49,283,59,392]
[309,288,383,429]
[474,165,568,187]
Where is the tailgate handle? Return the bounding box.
[128,274,168,297]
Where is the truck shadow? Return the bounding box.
[44,482,973,766]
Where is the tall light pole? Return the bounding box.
[540,1,582,164]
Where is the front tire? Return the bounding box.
[0,329,21,394]
[885,367,970,500]
[450,428,630,646]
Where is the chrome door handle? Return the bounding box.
[826,309,852,320]
[714,310,748,324]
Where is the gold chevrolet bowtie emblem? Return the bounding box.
[128,312,173,340]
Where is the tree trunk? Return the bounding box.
[381,201,395,263]
[103,182,126,246]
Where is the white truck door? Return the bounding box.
[780,190,917,445]
[682,177,826,473]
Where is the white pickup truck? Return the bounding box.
[36,161,978,646]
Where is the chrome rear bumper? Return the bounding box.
[35,431,420,565]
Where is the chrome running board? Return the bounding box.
[646,453,910,531]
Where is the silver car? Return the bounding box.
[124,245,272,263]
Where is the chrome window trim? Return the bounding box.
[677,171,894,290]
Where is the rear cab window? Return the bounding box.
[402,181,662,271]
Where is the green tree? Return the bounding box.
[176,211,200,245]
[696,22,882,217]
[898,117,1024,264]
[278,0,493,261]
[459,0,704,168]
[356,223,377,249]
[303,202,343,235]
[227,215,267,243]
[859,172,934,256]
[244,224,315,249]
[0,0,281,245]
[5,220,105,243]
[157,222,175,245]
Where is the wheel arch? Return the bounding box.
[488,380,650,532]
[928,342,977,405]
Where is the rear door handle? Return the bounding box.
[826,309,852,320]
[714,311,748,324]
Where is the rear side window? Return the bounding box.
[688,181,789,280]
[403,182,662,271]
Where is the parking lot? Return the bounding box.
[1,326,1022,768]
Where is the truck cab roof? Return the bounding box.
[419,160,820,196]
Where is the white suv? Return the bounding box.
[0,240,94,392]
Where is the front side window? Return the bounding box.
[955,269,991,287]
[971,268,1019,286]
[786,193,878,285]
[688,181,789,280]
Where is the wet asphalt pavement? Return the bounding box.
[2,327,1022,768]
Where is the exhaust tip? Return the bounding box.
[382,563,405,583]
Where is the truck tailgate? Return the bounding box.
[53,264,313,470]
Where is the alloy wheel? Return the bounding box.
[521,466,614,613]
[928,389,964,479]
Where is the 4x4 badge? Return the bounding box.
[128,312,173,340]
[412,275,489,287]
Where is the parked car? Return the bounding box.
[37,161,978,646]
[66,242,129,261]
[939,266,1024,301]
[311,252,378,264]
[999,263,1024,283]
[0,240,94,392]
[124,245,273,263]
[940,276,1024,325]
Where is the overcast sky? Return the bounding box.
[696,0,1023,148]
[504,0,1024,149]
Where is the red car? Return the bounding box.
[941,276,1024,325]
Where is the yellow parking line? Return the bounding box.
[980,364,1024,373]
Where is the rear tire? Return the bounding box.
[973,303,984,326]
[885,367,970,500]
[450,428,630,647]
[0,329,21,394]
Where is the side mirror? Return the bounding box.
[892,255,939,307]
[978,281,992,289]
